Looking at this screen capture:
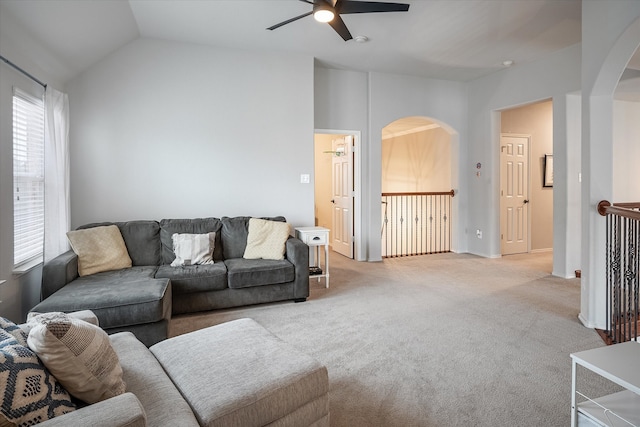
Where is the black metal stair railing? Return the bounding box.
[598,200,640,344]
[381,191,454,258]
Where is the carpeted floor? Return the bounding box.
[170,252,620,427]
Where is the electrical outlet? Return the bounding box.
[476,229,482,239]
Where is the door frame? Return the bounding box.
[315,129,363,261]
[499,133,532,255]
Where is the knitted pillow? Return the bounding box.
[0,323,75,426]
[66,225,132,276]
[243,218,291,260]
[26,310,99,328]
[27,312,126,404]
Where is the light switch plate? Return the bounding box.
[300,174,310,184]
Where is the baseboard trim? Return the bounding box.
[552,270,577,279]
[468,251,501,259]
[578,313,597,329]
[531,248,553,254]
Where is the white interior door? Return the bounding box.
[500,135,529,255]
[332,136,354,258]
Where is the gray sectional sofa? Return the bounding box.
[33,216,309,346]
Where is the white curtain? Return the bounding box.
[43,88,70,262]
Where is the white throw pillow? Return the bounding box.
[27,312,126,404]
[171,232,216,267]
[66,225,132,276]
[243,218,291,260]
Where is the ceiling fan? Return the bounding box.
[267,0,410,41]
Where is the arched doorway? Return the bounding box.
[381,116,455,257]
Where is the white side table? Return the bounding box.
[570,341,640,427]
[295,227,329,288]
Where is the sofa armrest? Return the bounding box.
[285,237,310,300]
[42,250,78,299]
[37,393,147,427]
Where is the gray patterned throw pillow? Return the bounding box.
[0,317,28,346]
[0,320,76,426]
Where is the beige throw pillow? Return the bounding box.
[27,310,99,327]
[171,232,215,267]
[26,312,126,404]
[67,225,132,276]
[243,218,291,260]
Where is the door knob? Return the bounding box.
[523,199,529,204]
[331,199,335,204]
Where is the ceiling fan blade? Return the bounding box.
[328,14,353,41]
[267,11,313,31]
[300,0,336,5]
[338,0,410,14]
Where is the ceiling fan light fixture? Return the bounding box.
[267,0,410,41]
[314,9,335,22]
[313,4,335,23]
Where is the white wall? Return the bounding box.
[314,67,369,133]
[613,99,640,202]
[566,93,582,279]
[467,43,581,270]
[66,38,315,228]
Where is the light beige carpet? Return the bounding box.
[170,252,619,427]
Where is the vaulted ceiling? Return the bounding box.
[1,0,590,84]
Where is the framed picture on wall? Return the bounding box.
[544,154,553,187]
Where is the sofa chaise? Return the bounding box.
[2,313,329,427]
[33,216,309,346]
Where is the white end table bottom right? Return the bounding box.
[570,340,640,426]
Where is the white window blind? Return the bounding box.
[13,88,45,267]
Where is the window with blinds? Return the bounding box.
[13,88,45,268]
